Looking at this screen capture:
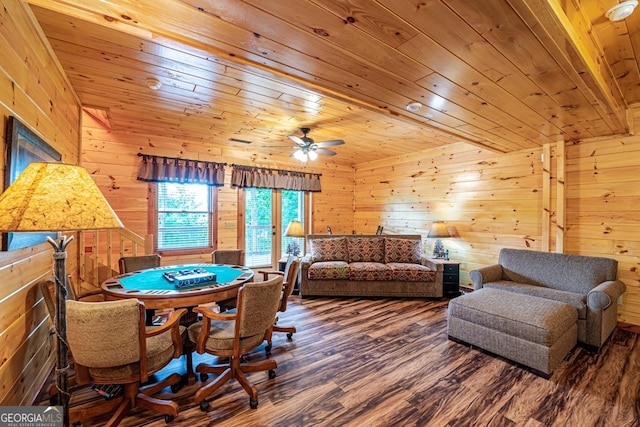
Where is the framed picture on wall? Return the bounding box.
[2,116,62,251]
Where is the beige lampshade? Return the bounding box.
[284,220,305,237]
[427,221,451,238]
[0,162,124,232]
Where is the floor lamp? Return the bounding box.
[0,163,123,425]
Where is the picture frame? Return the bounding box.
[2,116,62,251]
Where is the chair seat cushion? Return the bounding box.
[88,328,176,381]
[187,320,264,352]
[348,262,393,281]
[308,261,349,280]
[387,263,435,282]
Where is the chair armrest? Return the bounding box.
[76,288,104,301]
[145,308,187,338]
[587,280,627,311]
[258,269,285,281]
[470,264,503,290]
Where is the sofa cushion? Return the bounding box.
[308,261,349,280]
[387,263,436,282]
[310,237,348,263]
[483,281,587,319]
[348,237,385,263]
[348,262,394,281]
[384,238,421,264]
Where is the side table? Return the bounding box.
[428,258,461,297]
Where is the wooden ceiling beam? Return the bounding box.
[506,0,628,135]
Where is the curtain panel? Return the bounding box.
[137,154,225,186]
[230,165,321,192]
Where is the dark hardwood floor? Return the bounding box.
[40,297,640,426]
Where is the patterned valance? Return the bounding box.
[230,165,321,192]
[136,154,225,186]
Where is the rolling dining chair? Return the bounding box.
[40,275,104,403]
[258,257,301,352]
[66,299,186,426]
[211,249,245,266]
[187,276,283,410]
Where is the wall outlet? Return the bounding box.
[224,221,235,229]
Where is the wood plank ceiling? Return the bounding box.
[26,0,637,166]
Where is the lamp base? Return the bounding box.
[432,239,449,260]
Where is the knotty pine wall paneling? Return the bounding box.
[565,105,640,325]
[354,142,545,287]
[81,111,355,266]
[0,0,81,405]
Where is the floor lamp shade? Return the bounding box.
[0,162,123,425]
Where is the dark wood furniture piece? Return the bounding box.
[429,259,461,297]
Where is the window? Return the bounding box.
[155,182,216,252]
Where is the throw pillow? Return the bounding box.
[348,237,385,263]
[310,237,348,262]
[385,237,422,264]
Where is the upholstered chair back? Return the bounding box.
[118,254,161,274]
[237,276,283,339]
[281,258,301,310]
[67,299,142,368]
[212,249,245,266]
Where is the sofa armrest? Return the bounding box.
[587,280,627,311]
[470,264,503,290]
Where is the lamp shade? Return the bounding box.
[284,220,305,237]
[0,162,124,232]
[427,221,451,238]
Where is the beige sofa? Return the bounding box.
[470,248,626,349]
[300,234,443,298]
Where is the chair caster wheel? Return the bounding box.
[268,369,276,379]
[199,400,210,411]
[250,398,258,409]
[286,333,293,340]
[199,372,208,382]
[164,415,174,423]
[170,381,182,393]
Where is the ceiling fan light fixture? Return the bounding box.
[308,150,318,161]
[606,0,638,21]
[293,149,308,162]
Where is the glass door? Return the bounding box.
[243,187,274,267]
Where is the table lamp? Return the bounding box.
[0,163,123,425]
[284,220,305,256]
[427,221,452,260]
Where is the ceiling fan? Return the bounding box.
[288,127,345,162]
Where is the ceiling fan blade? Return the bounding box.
[315,148,337,156]
[315,139,345,147]
[288,135,306,147]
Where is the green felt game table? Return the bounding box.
[101,263,254,310]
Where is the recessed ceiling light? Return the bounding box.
[406,101,422,112]
[146,77,162,90]
[606,0,638,21]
